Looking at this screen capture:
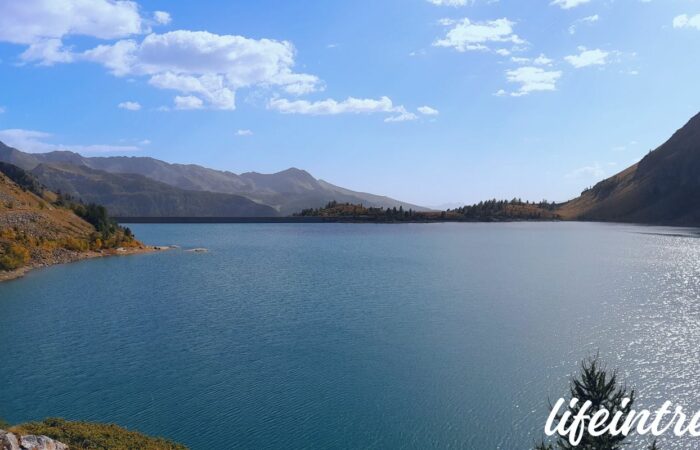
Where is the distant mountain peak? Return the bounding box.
[0,143,427,216]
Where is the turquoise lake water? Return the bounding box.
[2,222,700,449]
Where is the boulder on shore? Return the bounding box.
[0,430,67,450]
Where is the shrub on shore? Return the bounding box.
[0,242,30,271]
[11,418,187,450]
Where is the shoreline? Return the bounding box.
[115,216,561,224]
[0,246,160,283]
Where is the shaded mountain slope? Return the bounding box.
[30,163,279,217]
[559,112,700,225]
[0,142,427,215]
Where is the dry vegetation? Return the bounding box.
[0,167,144,276]
[296,199,560,222]
[11,418,186,450]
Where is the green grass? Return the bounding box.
[11,418,187,450]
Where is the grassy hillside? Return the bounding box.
[0,163,142,275]
[10,418,186,450]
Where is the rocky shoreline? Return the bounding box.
[0,246,160,283]
[0,429,67,450]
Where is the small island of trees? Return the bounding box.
[295,199,561,222]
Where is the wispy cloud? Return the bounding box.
[569,14,599,34]
[0,129,141,154]
[551,0,590,10]
[153,11,171,25]
[566,162,606,180]
[268,96,423,123]
[174,95,204,110]
[418,106,440,115]
[118,101,141,111]
[427,0,470,6]
[504,66,562,96]
[565,47,609,68]
[236,129,253,136]
[673,14,700,30]
[434,17,524,52]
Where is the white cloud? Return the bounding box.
[533,54,553,65]
[268,96,418,123]
[0,3,418,117]
[149,72,236,110]
[551,0,590,9]
[268,96,395,115]
[83,39,138,75]
[139,139,151,145]
[565,47,609,68]
[566,162,605,179]
[434,17,524,52]
[385,107,418,123]
[0,3,322,111]
[0,106,5,114]
[0,129,140,154]
[493,89,507,97]
[236,129,253,136]
[427,0,469,6]
[505,66,562,96]
[20,38,75,65]
[153,11,171,25]
[174,95,204,110]
[673,14,700,30]
[511,54,553,66]
[418,106,440,115]
[83,30,321,110]
[118,101,141,111]
[0,0,145,45]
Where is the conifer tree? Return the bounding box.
[535,355,660,450]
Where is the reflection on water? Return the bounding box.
[0,222,699,449]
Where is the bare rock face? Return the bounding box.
[0,431,67,450]
[0,430,20,450]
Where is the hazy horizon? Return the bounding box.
[1,0,699,206]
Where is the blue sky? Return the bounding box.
[0,0,699,206]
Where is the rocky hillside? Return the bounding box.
[4,418,186,449]
[0,142,427,216]
[1,429,67,450]
[0,163,144,279]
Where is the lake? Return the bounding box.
[1,222,699,449]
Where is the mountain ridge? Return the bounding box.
[0,141,428,216]
[558,111,700,225]
[29,162,279,218]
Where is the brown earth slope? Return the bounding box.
[558,112,700,225]
[0,166,145,281]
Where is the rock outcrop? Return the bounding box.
[0,430,67,450]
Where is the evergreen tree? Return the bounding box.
[536,355,660,450]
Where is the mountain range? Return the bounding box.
[2,110,700,223]
[559,111,700,225]
[0,143,427,217]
